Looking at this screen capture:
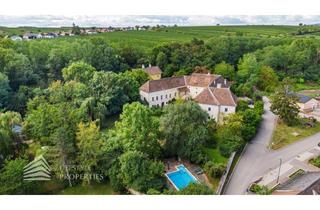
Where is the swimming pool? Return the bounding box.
[165,164,198,190]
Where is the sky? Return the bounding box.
[1,15,320,27]
[0,0,320,27]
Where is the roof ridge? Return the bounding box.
[208,88,220,106]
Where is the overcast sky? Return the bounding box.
[0,0,320,27]
[0,15,320,27]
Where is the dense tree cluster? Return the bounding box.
[1,31,314,194]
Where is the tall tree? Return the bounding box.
[214,61,235,80]
[160,101,209,163]
[0,72,11,109]
[237,53,259,83]
[257,66,279,92]
[270,85,300,125]
[62,61,96,84]
[0,158,37,194]
[76,121,102,185]
[110,102,161,158]
[119,151,165,193]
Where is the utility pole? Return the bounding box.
[276,158,282,184]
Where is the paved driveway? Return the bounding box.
[224,97,320,195]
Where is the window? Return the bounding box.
[208,107,211,111]
[225,108,228,112]
[161,95,163,100]
[152,97,154,101]
[169,93,171,98]
[156,96,158,101]
[166,94,168,99]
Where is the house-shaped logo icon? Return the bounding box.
[23,155,51,181]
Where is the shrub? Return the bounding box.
[178,183,214,195]
[147,188,161,195]
[236,100,249,112]
[249,183,270,195]
[218,129,244,157]
[204,161,226,178]
[310,156,320,168]
[253,100,264,116]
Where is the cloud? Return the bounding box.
[0,15,320,27]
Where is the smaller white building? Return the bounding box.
[140,73,237,122]
[295,93,319,112]
[10,35,22,41]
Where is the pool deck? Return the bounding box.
[164,159,212,190]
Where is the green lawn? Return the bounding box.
[295,82,320,91]
[271,121,320,150]
[204,148,228,164]
[59,182,116,195]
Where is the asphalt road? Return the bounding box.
[224,97,320,195]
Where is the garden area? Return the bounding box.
[271,119,320,150]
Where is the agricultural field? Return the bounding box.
[1,25,302,51]
[73,25,300,51]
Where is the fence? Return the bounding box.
[216,151,236,195]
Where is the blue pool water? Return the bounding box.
[166,165,198,190]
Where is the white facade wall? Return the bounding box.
[219,105,236,115]
[198,104,236,121]
[198,104,220,120]
[140,87,181,107]
[140,86,237,122]
[188,86,205,98]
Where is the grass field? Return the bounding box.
[204,148,228,164]
[1,25,301,51]
[271,121,320,150]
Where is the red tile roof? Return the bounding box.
[139,76,185,92]
[194,88,219,105]
[185,73,219,87]
[143,66,162,75]
[194,88,237,106]
[139,73,236,107]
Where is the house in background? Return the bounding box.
[139,73,237,122]
[295,93,318,113]
[141,64,162,80]
[10,35,22,41]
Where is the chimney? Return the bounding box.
[149,63,151,67]
[142,64,145,69]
